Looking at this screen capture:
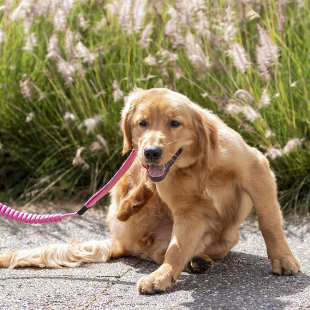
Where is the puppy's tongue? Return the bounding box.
[148,164,166,178]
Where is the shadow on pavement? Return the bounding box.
[133,251,310,310]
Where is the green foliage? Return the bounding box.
[0,0,309,213]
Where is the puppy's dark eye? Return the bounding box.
[170,120,181,128]
[139,120,147,127]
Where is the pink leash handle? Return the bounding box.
[0,150,137,224]
[0,204,78,224]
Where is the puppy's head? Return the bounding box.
[121,87,218,182]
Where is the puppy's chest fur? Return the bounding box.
[152,164,240,217]
[153,168,212,212]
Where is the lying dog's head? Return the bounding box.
[121,87,218,182]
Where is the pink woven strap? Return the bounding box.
[84,149,137,207]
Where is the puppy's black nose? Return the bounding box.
[144,146,163,161]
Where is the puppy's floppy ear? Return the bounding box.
[193,109,219,169]
[121,87,145,154]
[121,103,133,155]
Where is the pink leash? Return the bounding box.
[0,150,137,224]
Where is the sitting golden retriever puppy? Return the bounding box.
[0,88,299,294]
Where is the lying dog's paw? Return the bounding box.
[187,255,213,274]
[270,255,300,275]
[137,264,176,294]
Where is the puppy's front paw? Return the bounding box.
[270,255,300,275]
[137,264,176,294]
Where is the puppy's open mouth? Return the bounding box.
[146,149,183,182]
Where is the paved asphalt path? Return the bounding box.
[0,202,309,310]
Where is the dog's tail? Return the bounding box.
[0,238,125,269]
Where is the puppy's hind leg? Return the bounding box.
[186,254,214,274]
[0,238,126,269]
[205,226,240,260]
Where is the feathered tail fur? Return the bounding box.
[0,238,125,269]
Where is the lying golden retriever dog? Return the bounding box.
[0,88,300,294]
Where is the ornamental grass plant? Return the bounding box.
[0,0,309,213]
